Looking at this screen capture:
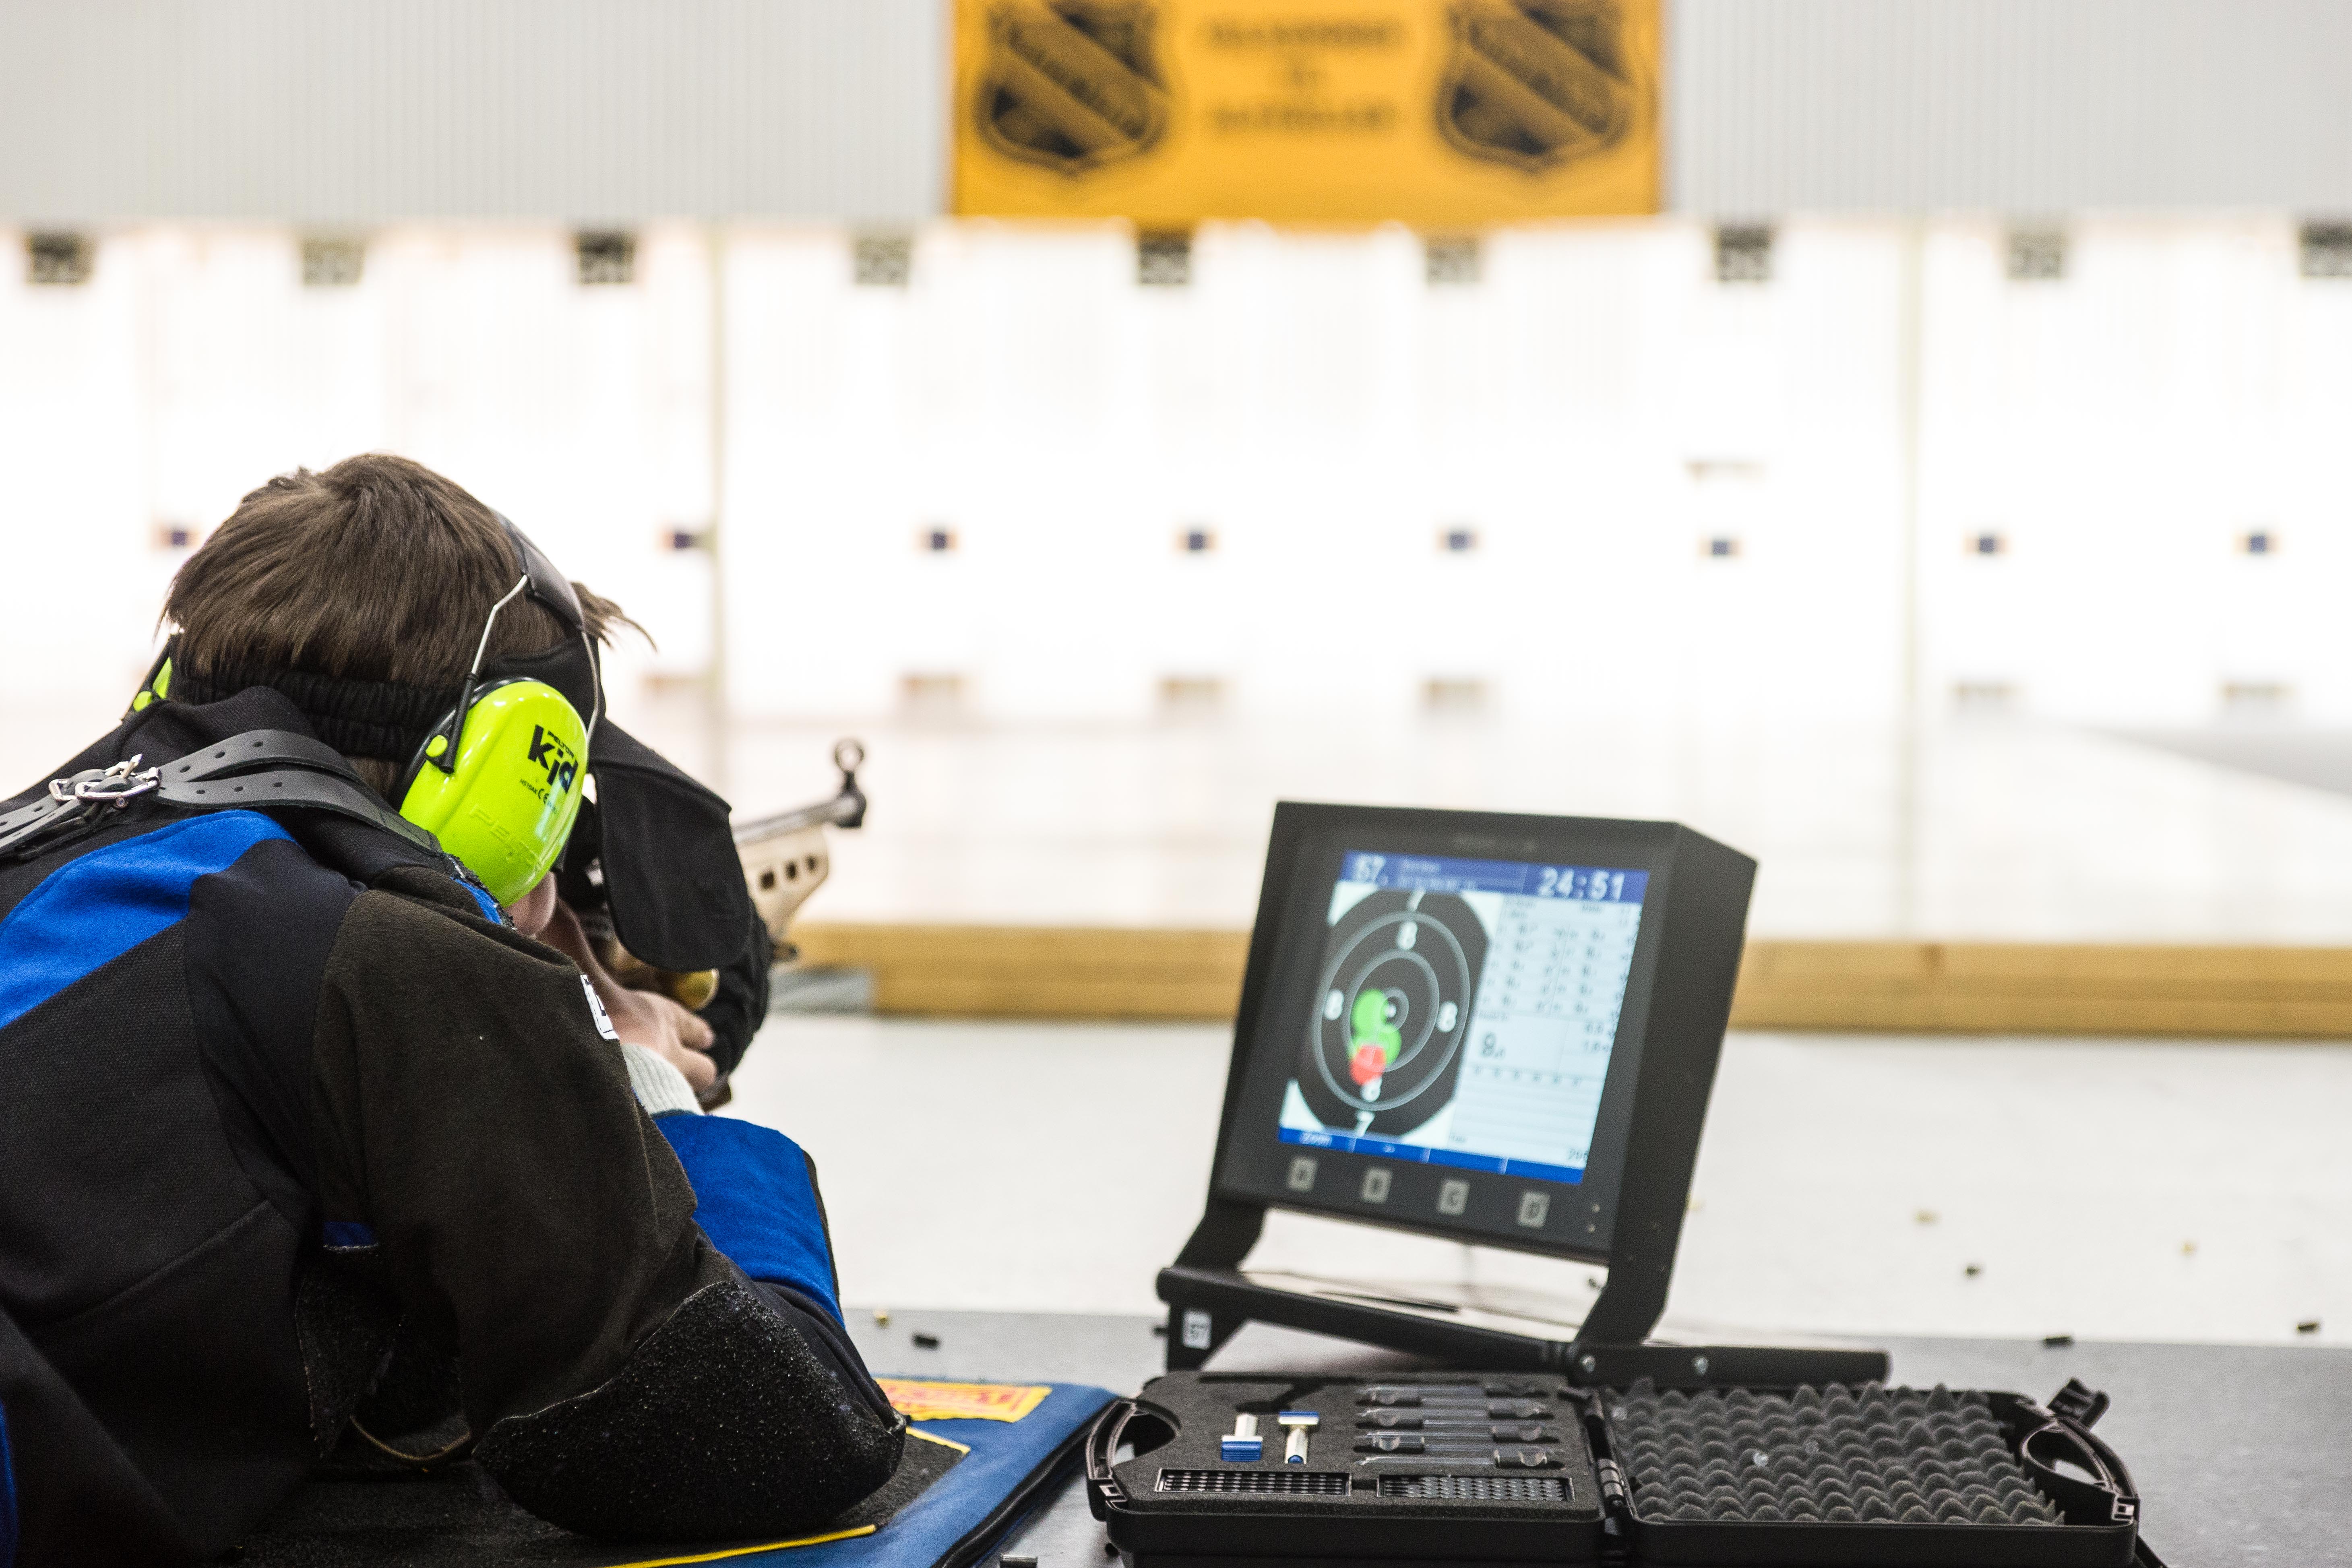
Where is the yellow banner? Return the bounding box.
[951,0,1660,227]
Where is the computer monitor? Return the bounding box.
[1202,800,1755,1267]
[1165,802,1890,1384]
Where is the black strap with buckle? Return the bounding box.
[2,729,442,866]
[151,730,440,853]
[0,756,166,861]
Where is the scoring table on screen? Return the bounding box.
[1449,892,1643,1174]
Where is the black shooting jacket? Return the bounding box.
[0,691,899,1564]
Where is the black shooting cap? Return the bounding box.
[578,721,756,972]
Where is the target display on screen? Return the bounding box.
[1279,849,1647,1186]
[1296,886,1486,1135]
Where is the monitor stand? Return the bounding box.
[1157,1198,1889,1390]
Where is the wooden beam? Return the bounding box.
[792,924,1250,1021]
[789,924,2352,1038]
[1729,940,2352,1037]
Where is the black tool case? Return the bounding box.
[1087,1372,2154,1568]
[1087,1371,1607,1567]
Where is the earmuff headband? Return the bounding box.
[504,516,584,630]
[427,573,533,777]
[414,516,599,777]
[469,576,532,679]
[497,513,602,739]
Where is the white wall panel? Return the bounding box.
[1915,218,2352,727]
[721,229,951,718]
[0,224,717,711]
[7,215,2348,744]
[143,230,392,528]
[362,226,717,687]
[0,233,150,707]
[719,220,1912,730]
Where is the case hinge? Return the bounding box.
[2048,1377,2111,1430]
[1595,1455,1629,1512]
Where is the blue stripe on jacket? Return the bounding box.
[455,877,501,923]
[0,812,292,1033]
[0,1394,17,1568]
[653,1116,844,1326]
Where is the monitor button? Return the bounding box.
[1437,1178,1469,1215]
[1287,1155,1319,1192]
[1360,1167,1392,1203]
[1516,1191,1550,1228]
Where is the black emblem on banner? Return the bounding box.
[977,2,1170,175]
[1437,0,1638,172]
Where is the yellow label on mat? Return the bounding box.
[951,0,1660,225]
[603,1525,877,1566]
[879,1378,1053,1423]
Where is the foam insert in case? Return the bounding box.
[1595,1378,2142,1567]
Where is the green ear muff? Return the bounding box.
[397,678,589,907]
[128,651,174,714]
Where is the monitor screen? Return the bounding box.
[1205,803,1751,1260]
[1277,849,1648,1187]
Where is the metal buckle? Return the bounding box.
[6,754,161,863]
[54,755,160,808]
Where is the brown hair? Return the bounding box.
[163,453,634,793]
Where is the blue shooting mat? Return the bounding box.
[600,1381,1115,1568]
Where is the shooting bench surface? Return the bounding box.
[240,1309,2352,1566]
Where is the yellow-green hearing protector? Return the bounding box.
[391,525,601,906]
[130,655,172,710]
[395,676,588,906]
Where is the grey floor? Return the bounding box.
[2122,725,2352,802]
[730,1017,2352,1348]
